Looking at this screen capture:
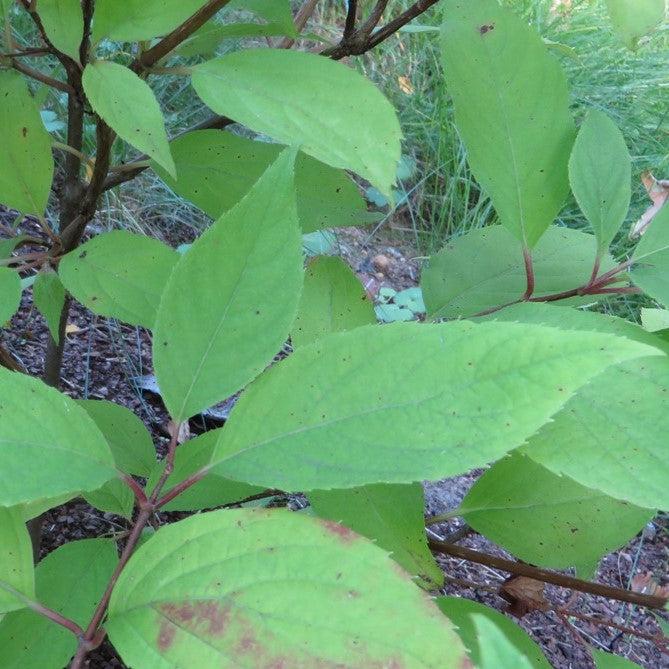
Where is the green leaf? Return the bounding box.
[145,429,262,511]
[604,0,666,49]
[84,479,134,518]
[631,202,669,307]
[152,130,376,232]
[292,256,375,348]
[310,483,443,589]
[77,400,155,476]
[153,148,303,421]
[303,230,336,256]
[82,61,175,177]
[592,649,644,668]
[0,70,54,216]
[92,0,207,43]
[487,303,669,510]
[641,308,669,332]
[191,49,401,197]
[0,268,21,326]
[470,615,535,669]
[37,0,84,62]
[0,506,34,614]
[436,596,551,668]
[59,230,179,328]
[0,236,30,261]
[0,539,118,669]
[210,320,658,490]
[106,509,465,668]
[440,0,575,247]
[459,452,653,577]
[32,269,65,344]
[422,225,614,319]
[177,22,288,57]
[21,492,79,521]
[0,368,116,506]
[569,110,631,255]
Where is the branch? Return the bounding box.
[278,0,321,49]
[134,0,234,71]
[10,59,73,93]
[522,247,534,299]
[429,539,669,610]
[344,0,358,39]
[366,0,441,51]
[359,0,390,37]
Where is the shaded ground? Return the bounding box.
[1,219,667,668]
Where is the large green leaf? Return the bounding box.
[459,452,653,576]
[470,615,534,669]
[92,0,207,43]
[487,303,669,510]
[0,539,118,669]
[0,506,34,614]
[77,400,155,476]
[0,268,21,326]
[292,256,376,348]
[153,148,303,421]
[631,202,669,307]
[191,49,401,196]
[440,0,575,247]
[604,0,666,49]
[82,61,175,177]
[0,369,116,506]
[145,430,263,511]
[209,321,658,490]
[59,230,179,328]
[310,483,443,589]
[436,597,551,669]
[569,110,631,255]
[422,226,612,319]
[641,308,669,332]
[32,269,65,344]
[152,130,377,232]
[107,509,465,668]
[38,0,84,61]
[0,70,54,216]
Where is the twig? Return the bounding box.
[522,247,535,299]
[344,0,358,39]
[10,59,74,93]
[278,0,320,49]
[359,0,390,37]
[429,539,669,610]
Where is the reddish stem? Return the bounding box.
[522,247,535,299]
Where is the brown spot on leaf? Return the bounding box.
[479,23,495,35]
[22,127,28,137]
[157,620,176,651]
[319,519,358,543]
[159,600,231,637]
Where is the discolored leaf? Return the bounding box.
[152,130,377,232]
[459,452,654,576]
[292,256,376,348]
[0,539,118,669]
[0,506,34,614]
[38,0,84,61]
[191,49,401,196]
[154,148,303,421]
[92,0,207,43]
[32,269,65,344]
[440,0,575,247]
[82,61,175,177]
[0,368,116,506]
[0,268,21,326]
[210,321,658,490]
[106,510,466,668]
[569,110,631,254]
[0,70,54,216]
[422,226,613,319]
[310,482,443,588]
[436,597,552,668]
[59,230,179,328]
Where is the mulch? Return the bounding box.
[1,217,667,668]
